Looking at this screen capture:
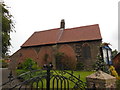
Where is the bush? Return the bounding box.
[76,62,84,70]
[92,60,110,74]
[16,58,41,81]
[17,58,40,70]
[109,65,118,77]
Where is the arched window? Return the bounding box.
[82,43,91,59]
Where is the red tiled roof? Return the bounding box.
[21,24,102,47]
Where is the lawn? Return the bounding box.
[52,70,95,82]
[16,69,95,88]
[49,70,95,89]
[67,70,95,82]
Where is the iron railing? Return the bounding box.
[1,64,87,90]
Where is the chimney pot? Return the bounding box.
[60,19,65,29]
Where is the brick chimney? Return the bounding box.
[60,19,65,29]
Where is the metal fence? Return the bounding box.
[1,64,86,90]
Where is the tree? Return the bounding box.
[0,2,14,58]
[93,55,110,74]
[112,49,118,59]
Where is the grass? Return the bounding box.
[16,69,95,88]
[16,69,94,81]
[49,70,95,89]
[52,70,95,82]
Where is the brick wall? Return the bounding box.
[113,53,120,75]
[10,40,101,70]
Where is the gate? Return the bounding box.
[1,64,86,89]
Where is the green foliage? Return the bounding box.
[16,69,28,76]
[16,69,46,82]
[17,58,40,70]
[0,3,15,58]
[16,58,41,81]
[76,62,84,70]
[112,49,118,59]
[93,55,110,74]
[17,70,94,88]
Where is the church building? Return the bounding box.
[10,20,102,70]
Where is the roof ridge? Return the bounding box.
[34,24,99,33]
[34,28,60,33]
[21,24,101,47]
[65,24,99,30]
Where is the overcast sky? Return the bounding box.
[3,0,119,55]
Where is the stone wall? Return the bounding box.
[9,40,101,70]
[68,40,101,69]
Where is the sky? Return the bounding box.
[3,0,120,55]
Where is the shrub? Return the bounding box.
[17,58,40,70]
[76,62,84,70]
[16,58,41,81]
[109,65,118,77]
[92,60,110,74]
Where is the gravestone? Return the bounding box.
[86,70,116,89]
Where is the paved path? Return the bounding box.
[0,68,20,89]
[1,68,10,83]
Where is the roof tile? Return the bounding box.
[21,24,102,47]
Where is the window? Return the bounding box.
[82,43,91,59]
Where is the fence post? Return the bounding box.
[43,63,53,90]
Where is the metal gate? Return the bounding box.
[1,64,86,90]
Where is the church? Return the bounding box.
[10,20,102,70]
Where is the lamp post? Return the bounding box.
[100,44,112,65]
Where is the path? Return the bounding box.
[0,68,20,89]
